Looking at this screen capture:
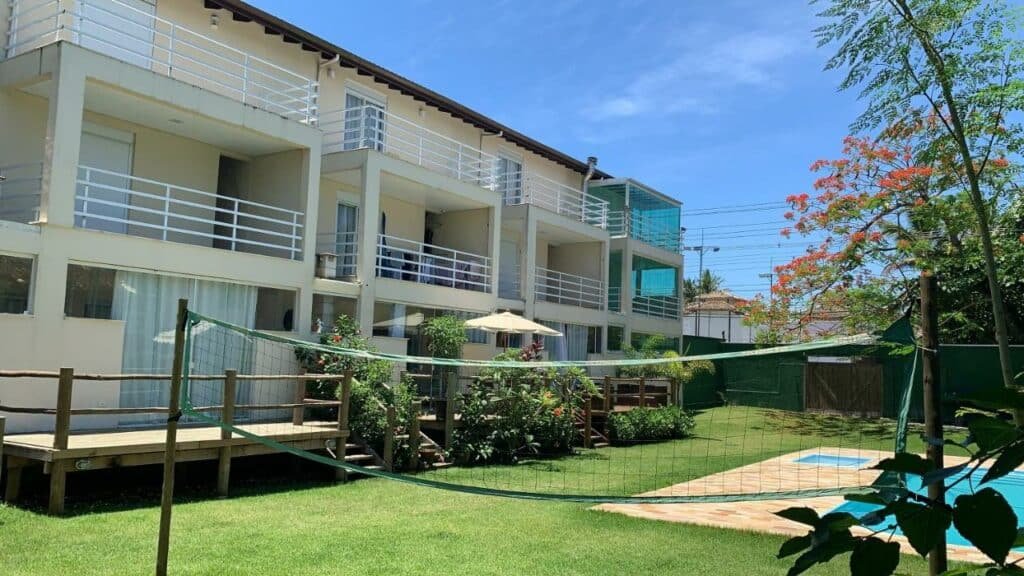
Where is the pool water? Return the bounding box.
[793,454,872,468]
[831,468,1024,548]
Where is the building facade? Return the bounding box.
[0,0,684,432]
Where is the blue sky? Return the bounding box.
[249,0,863,298]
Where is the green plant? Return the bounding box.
[607,406,695,443]
[423,315,468,360]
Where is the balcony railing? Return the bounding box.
[376,234,491,293]
[315,231,358,280]
[535,267,605,310]
[608,286,621,313]
[632,294,681,320]
[498,262,521,299]
[503,172,609,229]
[5,0,318,123]
[0,162,42,224]
[75,165,304,259]
[608,210,682,252]
[322,106,498,190]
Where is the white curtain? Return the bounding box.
[113,270,257,424]
[565,324,588,362]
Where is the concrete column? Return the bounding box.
[296,148,320,335]
[39,48,86,227]
[522,209,538,319]
[356,156,381,336]
[601,237,611,353]
[487,203,501,299]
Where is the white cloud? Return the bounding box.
[583,29,807,122]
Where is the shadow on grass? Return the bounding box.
[753,409,899,442]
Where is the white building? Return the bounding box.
[0,0,685,432]
[682,291,760,343]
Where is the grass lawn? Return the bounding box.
[0,407,966,575]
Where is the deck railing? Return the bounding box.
[321,106,498,190]
[607,210,682,252]
[504,172,609,229]
[0,162,42,224]
[632,294,681,320]
[5,0,318,123]
[75,165,305,259]
[608,286,622,313]
[315,231,358,280]
[535,267,605,310]
[376,234,491,293]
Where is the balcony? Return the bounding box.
[608,210,682,253]
[5,0,318,123]
[535,267,605,310]
[376,234,491,293]
[632,294,681,320]
[321,106,498,190]
[75,165,305,259]
[504,172,609,229]
[315,231,358,281]
[0,163,42,224]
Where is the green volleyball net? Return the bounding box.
[178,309,919,504]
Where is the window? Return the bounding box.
[312,294,357,333]
[587,326,602,355]
[255,287,296,331]
[0,255,33,314]
[496,155,523,203]
[607,326,624,351]
[65,264,115,318]
[344,90,385,151]
[496,331,523,349]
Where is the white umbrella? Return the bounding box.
[464,311,562,336]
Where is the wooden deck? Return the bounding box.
[2,420,360,515]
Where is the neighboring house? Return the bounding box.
[0,0,684,433]
[683,291,760,343]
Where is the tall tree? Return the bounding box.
[683,269,724,302]
[816,0,1024,394]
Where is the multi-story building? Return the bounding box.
[0,0,684,432]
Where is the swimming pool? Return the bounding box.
[793,454,872,468]
[831,468,1024,548]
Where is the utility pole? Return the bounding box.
[681,229,720,337]
[759,260,775,339]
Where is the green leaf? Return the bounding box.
[893,500,952,557]
[874,453,934,476]
[820,512,859,532]
[844,491,888,505]
[778,534,812,559]
[969,416,1019,452]
[849,537,900,576]
[954,488,1018,564]
[983,442,1024,484]
[785,530,857,576]
[776,507,821,527]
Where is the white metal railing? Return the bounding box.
[608,210,682,252]
[0,162,42,224]
[608,286,621,313]
[632,294,681,320]
[315,231,358,280]
[376,234,491,293]
[321,106,498,189]
[5,0,318,123]
[503,171,609,229]
[498,261,521,299]
[535,266,605,310]
[75,165,304,259]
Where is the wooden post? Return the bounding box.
[335,371,352,481]
[291,375,305,426]
[409,399,421,471]
[383,405,396,472]
[603,376,611,412]
[217,369,236,497]
[156,298,189,576]
[53,368,74,450]
[444,372,457,450]
[4,461,22,503]
[920,274,947,575]
[47,461,67,515]
[583,395,593,449]
[638,377,646,408]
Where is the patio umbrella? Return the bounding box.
[464,311,562,336]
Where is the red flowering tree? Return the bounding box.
[745,119,1012,342]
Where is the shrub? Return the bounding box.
[607,406,695,443]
